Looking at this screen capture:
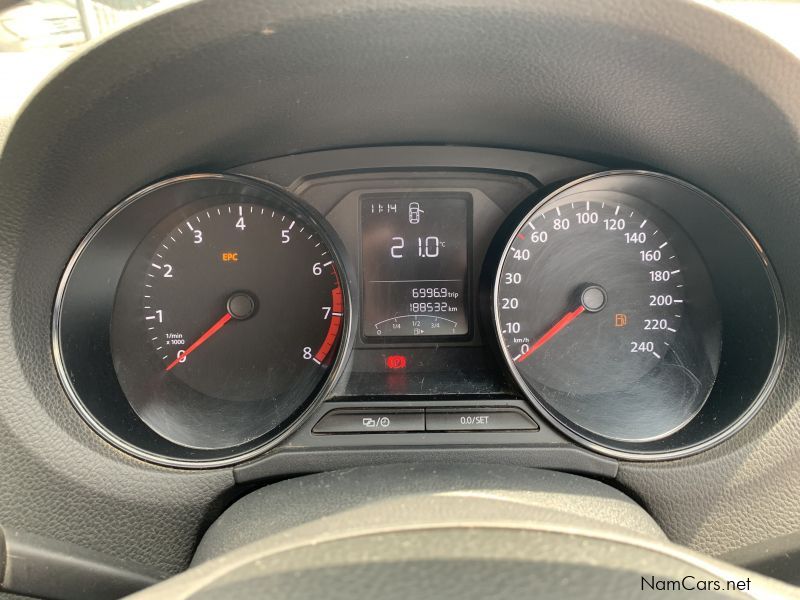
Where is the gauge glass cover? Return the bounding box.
[495,189,721,442]
[111,195,344,450]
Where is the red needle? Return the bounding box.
[164,312,233,371]
[515,305,586,364]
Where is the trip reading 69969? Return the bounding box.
[360,193,471,338]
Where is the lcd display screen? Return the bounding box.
[360,193,470,339]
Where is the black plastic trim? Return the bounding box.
[0,525,162,600]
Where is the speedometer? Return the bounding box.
[494,178,722,444]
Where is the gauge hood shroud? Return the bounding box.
[0,0,798,577]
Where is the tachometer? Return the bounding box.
[111,193,345,451]
[137,204,338,381]
[494,180,722,444]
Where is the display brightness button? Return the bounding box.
[425,408,539,432]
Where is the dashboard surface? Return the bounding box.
[0,0,799,588]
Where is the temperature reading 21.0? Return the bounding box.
[390,235,443,258]
[361,194,471,338]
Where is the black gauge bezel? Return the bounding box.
[489,170,786,460]
[52,174,354,468]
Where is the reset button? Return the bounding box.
[425,408,538,432]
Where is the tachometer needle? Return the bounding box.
[515,305,585,364]
[164,312,232,371]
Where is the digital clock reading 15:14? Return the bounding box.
[360,193,471,339]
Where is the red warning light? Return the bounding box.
[386,355,407,370]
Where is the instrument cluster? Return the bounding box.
[53,149,784,467]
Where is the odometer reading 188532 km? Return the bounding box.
[111,187,346,452]
[494,187,721,443]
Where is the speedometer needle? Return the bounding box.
[164,312,232,371]
[514,305,585,364]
